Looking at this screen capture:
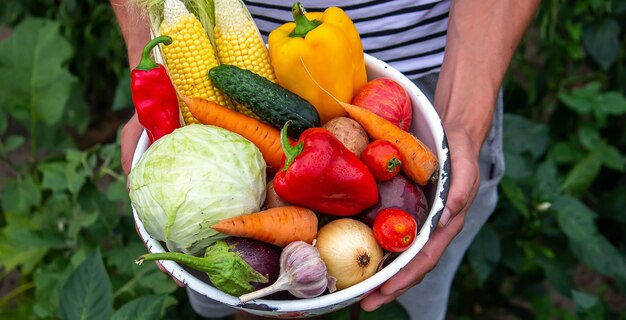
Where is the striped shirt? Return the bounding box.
[244,0,450,79]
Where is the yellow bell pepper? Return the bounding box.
[268,2,367,124]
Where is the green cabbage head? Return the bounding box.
[129,124,266,255]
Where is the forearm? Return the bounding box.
[110,0,151,67]
[435,0,540,152]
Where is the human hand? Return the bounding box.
[121,113,143,178]
[360,124,481,311]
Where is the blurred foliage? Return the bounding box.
[450,0,626,319]
[0,0,625,319]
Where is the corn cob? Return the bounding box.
[159,0,232,124]
[213,0,276,118]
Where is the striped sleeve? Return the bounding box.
[244,0,450,80]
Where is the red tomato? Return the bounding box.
[361,140,402,181]
[373,208,417,252]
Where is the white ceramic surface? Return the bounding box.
[131,54,450,318]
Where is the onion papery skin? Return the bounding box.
[315,218,384,290]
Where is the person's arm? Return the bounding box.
[110,0,151,177]
[360,0,540,311]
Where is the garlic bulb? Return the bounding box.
[239,241,336,303]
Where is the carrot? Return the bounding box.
[298,58,439,185]
[341,103,439,185]
[210,206,318,247]
[182,96,286,170]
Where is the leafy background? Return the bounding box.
[0,0,625,319]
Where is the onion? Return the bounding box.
[315,218,384,290]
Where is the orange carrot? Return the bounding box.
[210,206,318,247]
[182,96,286,170]
[297,58,438,185]
[342,103,439,185]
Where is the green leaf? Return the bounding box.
[561,152,602,196]
[77,182,121,237]
[107,179,129,202]
[1,175,41,213]
[555,198,626,282]
[59,250,113,320]
[504,152,533,179]
[577,126,602,151]
[599,144,625,171]
[558,82,599,115]
[0,242,47,275]
[106,242,146,276]
[582,19,620,70]
[0,212,54,274]
[595,91,626,117]
[33,258,74,318]
[110,294,168,320]
[67,211,99,241]
[533,161,561,202]
[42,192,73,217]
[0,18,76,125]
[503,114,549,159]
[0,108,7,135]
[40,162,68,192]
[554,196,597,243]
[559,82,626,121]
[570,235,626,282]
[40,161,88,194]
[548,141,583,164]
[135,267,179,294]
[4,135,25,152]
[467,225,501,284]
[63,85,90,134]
[112,70,132,111]
[572,290,599,310]
[500,177,530,218]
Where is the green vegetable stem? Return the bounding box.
[135,241,267,296]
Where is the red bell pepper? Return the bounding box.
[131,36,181,144]
[273,122,378,216]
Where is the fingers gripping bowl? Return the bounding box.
[131,54,450,318]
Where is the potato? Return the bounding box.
[264,179,291,209]
[322,117,369,156]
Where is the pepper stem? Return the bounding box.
[135,35,173,71]
[289,2,321,38]
[280,121,303,172]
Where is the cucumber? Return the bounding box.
[209,64,320,138]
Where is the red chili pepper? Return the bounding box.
[273,122,378,216]
[131,36,181,144]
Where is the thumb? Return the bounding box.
[121,113,143,178]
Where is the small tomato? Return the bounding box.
[373,208,417,252]
[361,140,402,181]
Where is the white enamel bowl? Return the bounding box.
[131,54,450,318]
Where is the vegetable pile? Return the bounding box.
[129,0,439,303]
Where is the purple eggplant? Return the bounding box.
[136,237,281,296]
[223,237,282,291]
[358,174,428,229]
